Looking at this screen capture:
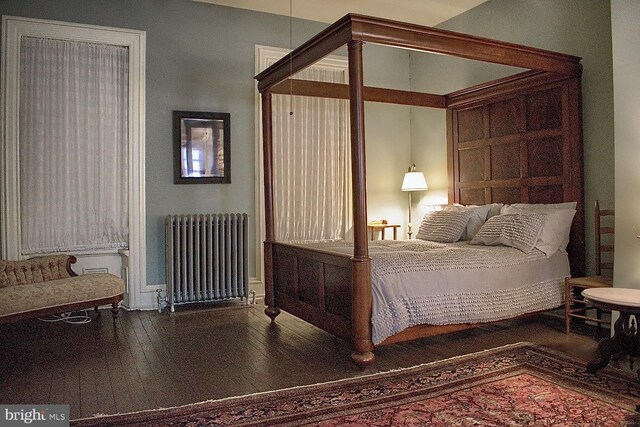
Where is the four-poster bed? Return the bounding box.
[255,14,584,366]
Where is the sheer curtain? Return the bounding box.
[19,37,129,254]
[272,66,351,242]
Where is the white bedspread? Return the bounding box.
[300,240,569,344]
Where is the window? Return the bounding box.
[2,16,148,308]
[253,46,351,288]
[270,64,351,241]
[19,36,129,254]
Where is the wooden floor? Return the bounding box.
[0,303,607,420]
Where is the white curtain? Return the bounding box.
[19,37,129,254]
[272,66,351,242]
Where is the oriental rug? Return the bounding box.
[72,342,640,426]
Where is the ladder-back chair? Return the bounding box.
[564,200,614,334]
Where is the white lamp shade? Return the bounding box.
[401,171,428,191]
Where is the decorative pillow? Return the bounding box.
[443,204,492,240]
[416,210,472,243]
[470,213,546,253]
[501,204,576,257]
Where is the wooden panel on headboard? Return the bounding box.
[447,76,584,276]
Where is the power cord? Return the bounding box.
[38,310,91,324]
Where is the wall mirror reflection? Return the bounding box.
[173,111,230,184]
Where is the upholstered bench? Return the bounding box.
[0,255,125,324]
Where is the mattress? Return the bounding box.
[301,240,570,344]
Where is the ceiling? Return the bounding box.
[193,0,488,27]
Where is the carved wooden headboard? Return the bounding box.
[447,74,585,276]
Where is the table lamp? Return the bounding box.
[401,164,428,239]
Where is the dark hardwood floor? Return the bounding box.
[0,302,606,420]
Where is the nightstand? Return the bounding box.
[367,224,400,240]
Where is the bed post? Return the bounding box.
[261,89,280,322]
[348,40,375,367]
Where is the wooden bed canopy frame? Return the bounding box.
[255,14,584,367]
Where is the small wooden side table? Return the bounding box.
[367,224,400,240]
[582,288,640,379]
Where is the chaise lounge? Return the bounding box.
[0,255,125,324]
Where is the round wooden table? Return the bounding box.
[582,288,640,379]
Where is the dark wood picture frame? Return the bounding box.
[173,111,231,184]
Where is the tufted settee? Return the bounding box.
[0,255,125,324]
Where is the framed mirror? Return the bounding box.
[173,111,231,184]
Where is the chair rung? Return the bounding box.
[568,297,602,304]
[568,313,610,323]
[600,227,614,234]
[569,304,598,311]
[566,279,612,289]
[599,209,615,216]
[601,262,614,270]
[570,306,599,313]
[600,245,614,252]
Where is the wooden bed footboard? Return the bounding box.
[265,242,375,366]
[266,242,354,341]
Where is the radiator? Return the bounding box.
[165,213,249,312]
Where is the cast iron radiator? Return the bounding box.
[165,213,249,311]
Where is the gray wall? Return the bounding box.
[612,0,640,289]
[1,0,616,282]
[0,0,329,285]
[410,0,614,274]
[363,45,412,234]
[0,0,413,284]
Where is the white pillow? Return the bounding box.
[416,210,472,243]
[443,204,492,240]
[486,203,504,219]
[504,202,577,212]
[501,204,576,257]
[470,213,546,253]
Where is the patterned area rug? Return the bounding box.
[72,343,640,426]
